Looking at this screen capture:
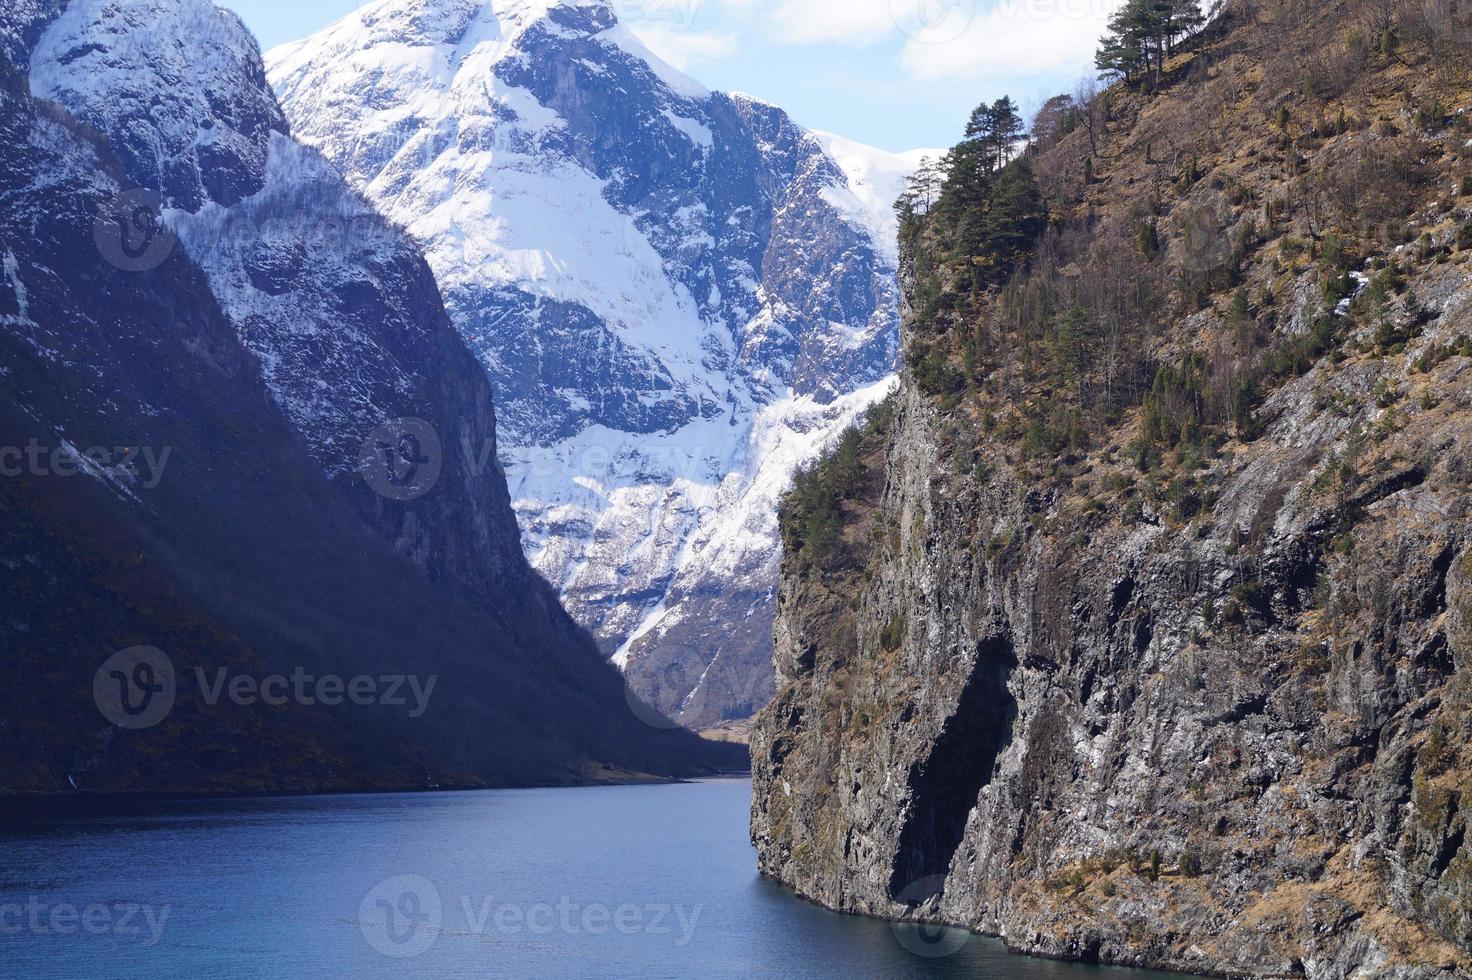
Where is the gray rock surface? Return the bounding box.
[751,248,1472,979]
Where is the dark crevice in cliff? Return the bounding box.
[1108,575,1135,627]
[1435,820,1467,877]
[1426,543,1457,617]
[1352,464,1428,511]
[888,636,1017,902]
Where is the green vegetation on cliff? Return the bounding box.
[763,1,1472,975]
[886,0,1471,495]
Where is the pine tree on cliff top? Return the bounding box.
[1097,0,1208,88]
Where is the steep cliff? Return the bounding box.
[752,1,1472,975]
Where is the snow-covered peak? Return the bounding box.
[267,0,622,88]
[595,21,709,99]
[811,132,943,265]
[30,0,284,211]
[267,0,730,409]
[270,0,919,726]
[275,0,606,54]
[267,0,709,184]
[364,0,607,38]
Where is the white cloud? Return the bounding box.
[706,0,1122,81]
[709,0,900,45]
[736,0,895,44]
[626,23,741,70]
[900,0,1124,80]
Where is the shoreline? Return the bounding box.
[0,769,754,818]
[754,869,1229,980]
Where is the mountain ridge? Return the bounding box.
[0,0,734,794]
[268,0,928,727]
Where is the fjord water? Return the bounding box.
[0,780,1180,979]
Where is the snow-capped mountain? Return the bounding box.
[25,0,534,606]
[0,0,731,788]
[268,0,925,726]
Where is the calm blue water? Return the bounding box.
[0,779,1182,979]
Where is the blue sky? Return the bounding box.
[219,0,1121,153]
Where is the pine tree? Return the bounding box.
[938,138,991,236]
[1164,0,1205,52]
[961,98,1029,174]
[981,160,1047,278]
[896,157,943,226]
[964,102,996,144]
[987,96,1028,171]
[1136,218,1161,258]
[934,94,1041,270]
[1053,305,1094,389]
[1097,0,1154,85]
[829,427,864,496]
[1031,94,1079,149]
[1095,31,1140,85]
[894,183,920,225]
[915,157,943,210]
[1097,0,1207,87]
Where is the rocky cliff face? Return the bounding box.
[752,2,1472,975]
[266,0,921,728]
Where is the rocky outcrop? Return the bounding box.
[755,345,1472,975]
[751,3,1472,975]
